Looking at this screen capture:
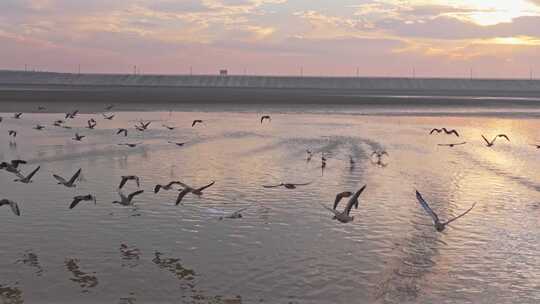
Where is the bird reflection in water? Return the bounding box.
[0,283,23,304]
[64,258,99,292]
[16,250,44,276]
[119,244,141,268]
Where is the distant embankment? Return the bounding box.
[1,70,540,92]
[1,70,540,110]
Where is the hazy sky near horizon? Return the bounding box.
[2,0,540,78]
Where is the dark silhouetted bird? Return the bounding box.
[53,168,82,188]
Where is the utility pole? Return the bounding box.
[412,67,416,79]
[530,68,533,80]
[300,66,303,77]
[133,65,137,75]
[470,68,473,80]
[356,67,359,77]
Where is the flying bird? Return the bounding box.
[87,119,97,129]
[430,128,460,137]
[72,133,85,141]
[136,121,151,130]
[154,181,182,193]
[65,110,79,119]
[481,134,510,147]
[105,105,114,111]
[438,142,467,147]
[14,166,40,184]
[53,168,82,188]
[116,128,128,136]
[33,124,45,131]
[112,190,144,206]
[13,113,23,119]
[321,185,367,223]
[53,120,65,127]
[167,141,186,147]
[174,181,216,205]
[118,143,142,148]
[260,115,271,124]
[69,194,96,209]
[162,124,176,130]
[119,175,140,189]
[192,120,203,127]
[102,113,115,120]
[262,182,312,189]
[8,130,17,138]
[38,106,46,111]
[415,190,476,232]
[0,199,21,216]
[530,144,540,149]
[179,181,215,195]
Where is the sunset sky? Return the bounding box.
[2,0,540,78]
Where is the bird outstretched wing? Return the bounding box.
[415,190,440,224]
[1,199,21,216]
[344,185,367,215]
[25,166,41,181]
[9,201,21,216]
[443,128,460,137]
[68,169,82,184]
[497,134,510,142]
[128,190,144,202]
[53,174,68,184]
[175,188,191,205]
[334,191,353,210]
[196,181,215,192]
[442,203,476,226]
[119,176,128,189]
[262,183,282,188]
[69,197,83,209]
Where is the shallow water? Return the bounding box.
[0,108,539,303]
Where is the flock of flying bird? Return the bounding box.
[0,107,537,233]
